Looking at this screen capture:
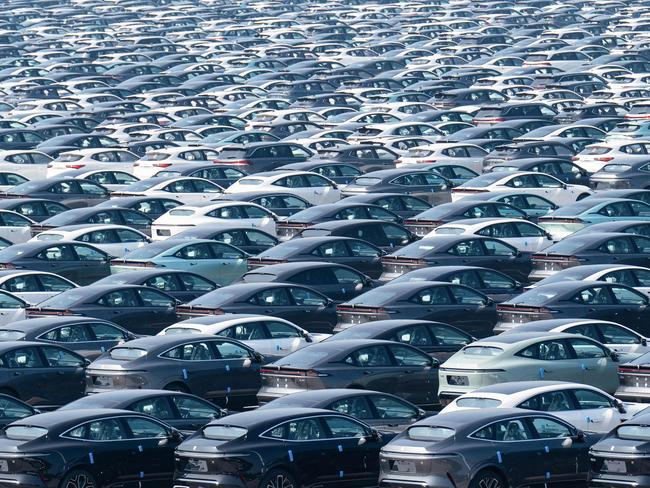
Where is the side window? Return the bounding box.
[369,395,419,419]
[491,419,531,441]
[265,321,301,339]
[389,345,431,366]
[37,245,75,261]
[449,286,486,305]
[323,417,368,438]
[162,342,215,361]
[129,397,175,420]
[289,287,327,307]
[226,322,267,341]
[213,341,251,359]
[41,347,84,367]
[565,324,601,342]
[448,271,482,289]
[124,417,168,438]
[250,288,291,306]
[611,286,648,305]
[599,238,634,254]
[448,240,484,256]
[314,242,349,257]
[138,289,174,307]
[572,286,614,305]
[568,338,608,359]
[530,417,572,439]
[179,274,215,292]
[332,268,364,286]
[411,287,452,305]
[347,241,379,257]
[145,274,181,292]
[3,347,44,368]
[71,419,126,440]
[428,324,472,347]
[572,389,613,409]
[599,324,641,344]
[175,243,213,260]
[41,325,91,343]
[346,346,392,367]
[390,325,432,347]
[73,245,107,261]
[483,240,517,256]
[479,270,516,289]
[89,322,129,341]
[518,391,573,412]
[172,396,222,419]
[1,275,40,293]
[284,418,327,440]
[328,396,374,419]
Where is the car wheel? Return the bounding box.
[259,469,297,488]
[470,470,506,488]
[164,382,189,393]
[60,469,97,488]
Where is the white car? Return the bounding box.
[151,201,277,240]
[396,142,487,173]
[157,314,329,360]
[0,150,52,180]
[0,210,36,244]
[31,224,150,257]
[430,218,554,252]
[572,140,650,173]
[56,169,140,192]
[111,176,224,204]
[452,171,593,204]
[225,171,341,205]
[0,290,27,325]
[132,146,225,179]
[440,381,647,434]
[46,148,139,177]
[0,270,77,305]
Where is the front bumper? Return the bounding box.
[0,474,48,488]
[174,475,248,488]
[590,474,649,487]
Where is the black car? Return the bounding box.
[155,163,248,188]
[94,269,218,302]
[0,317,135,359]
[381,235,532,283]
[589,411,650,487]
[590,158,650,190]
[0,394,36,428]
[214,141,313,173]
[0,198,69,222]
[176,283,337,333]
[483,140,575,167]
[30,206,152,236]
[326,319,474,362]
[174,225,279,255]
[60,389,226,432]
[27,285,178,335]
[391,265,524,302]
[496,281,650,335]
[529,232,650,282]
[96,196,183,219]
[0,341,87,408]
[0,409,183,488]
[240,262,375,302]
[2,178,110,208]
[174,408,385,488]
[336,282,497,338]
[582,189,650,205]
[276,203,401,240]
[571,220,650,237]
[0,241,111,285]
[295,220,418,251]
[216,191,311,217]
[260,389,428,434]
[314,144,398,171]
[489,157,591,186]
[341,192,432,219]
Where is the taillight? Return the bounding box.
[0,263,15,269]
[65,164,86,169]
[213,159,250,166]
[153,163,172,168]
[595,157,614,162]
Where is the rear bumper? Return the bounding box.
[0,474,49,488]
[589,474,648,487]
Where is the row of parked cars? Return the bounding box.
[4,0,650,487]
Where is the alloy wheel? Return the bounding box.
[478,477,503,488]
[266,474,294,488]
[65,473,96,488]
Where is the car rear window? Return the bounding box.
[236,178,264,186]
[203,425,247,440]
[456,397,502,408]
[273,350,329,368]
[34,233,65,241]
[0,330,25,341]
[353,177,382,186]
[408,426,455,441]
[582,146,611,155]
[38,292,85,309]
[109,347,147,360]
[617,425,650,441]
[601,164,631,172]
[462,346,503,356]
[162,327,202,335]
[5,426,47,440]
[508,289,560,305]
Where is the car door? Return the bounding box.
[566,337,619,394]
[476,269,522,302]
[33,244,81,282]
[0,211,32,243]
[609,285,649,334]
[95,288,146,331]
[211,340,260,408]
[479,238,528,282]
[516,339,585,384]
[70,244,111,284]
[512,221,552,252]
[0,346,50,406]
[386,344,438,406]
[38,345,86,405]
[287,286,335,333]
[136,288,177,331]
[37,323,95,357]
[569,388,622,433]
[344,240,384,278]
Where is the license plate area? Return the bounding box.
[94,376,114,387]
[447,375,469,386]
[186,458,208,472]
[0,460,8,472]
[604,459,626,473]
[392,460,416,473]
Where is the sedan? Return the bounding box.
[0,341,87,407]
[174,408,385,488]
[26,285,178,335]
[0,409,183,488]
[96,195,182,219]
[110,239,249,286]
[260,389,428,434]
[240,262,375,302]
[489,157,591,186]
[30,206,153,236]
[60,389,226,432]
[529,232,650,282]
[336,282,497,338]
[174,225,279,255]
[0,198,69,223]
[438,332,620,403]
[380,235,532,283]
[379,408,597,488]
[441,381,646,433]
[590,158,650,190]
[111,176,224,205]
[86,335,261,409]
[176,283,336,333]
[0,316,135,359]
[451,171,593,205]
[295,220,418,251]
[3,178,110,208]
[0,241,111,285]
[258,339,440,407]
[0,270,77,305]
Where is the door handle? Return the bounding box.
[13,372,21,376]
[588,308,596,312]
[363,371,375,375]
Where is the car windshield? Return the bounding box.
[347,288,403,305]
[260,244,302,259]
[203,425,248,440]
[122,180,158,192]
[508,288,560,305]
[617,425,650,441]
[456,397,502,408]
[109,347,147,360]
[237,178,264,186]
[544,237,592,254]
[0,330,25,341]
[38,291,85,309]
[407,426,455,441]
[325,328,374,340]
[462,346,504,356]
[5,426,47,440]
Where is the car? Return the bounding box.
[590,158,650,190]
[216,191,312,217]
[0,209,36,244]
[0,341,88,407]
[440,381,647,433]
[174,407,385,488]
[581,189,650,206]
[529,232,650,282]
[538,198,650,240]
[0,409,183,488]
[588,411,650,486]
[342,168,453,206]
[573,140,650,173]
[151,201,277,240]
[258,339,440,407]
[2,178,110,208]
[0,198,70,223]
[390,265,524,302]
[154,163,248,188]
[85,335,261,408]
[95,195,183,219]
[379,408,597,488]
[324,319,474,363]
[30,207,152,236]
[380,235,532,283]
[225,170,341,205]
[335,281,497,338]
[452,171,593,205]
[275,161,364,185]
[396,143,487,174]
[27,284,178,335]
[615,350,650,402]
[45,148,139,177]
[489,157,591,186]
[111,176,224,205]
[0,316,135,359]
[110,239,248,286]
[276,203,401,240]
[212,141,314,173]
[176,282,337,333]
[132,146,246,179]
[0,393,36,428]
[247,236,385,278]
[0,270,77,305]
[173,225,279,255]
[0,150,52,180]
[339,192,432,219]
[59,389,226,432]
[438,332,620,404]
[259,389,428,434]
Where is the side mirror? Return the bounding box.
[84,358,91,367]
[170,429,183,442]
[485,298,495,307]
[358,429,381,445]
[642,338,648,347]
[571,430,585,443]
[416,408,428,419]
[303,331,313,343]
[325,298,334,307]
[545,232,554,240]
[253,352,264,363]
[610,351,620,363]
[616,400,627,414]
[429,357,440,368]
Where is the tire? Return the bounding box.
[469,470,507,488]
[59,469,97,488]
[259,469,297,488]
[164,382,189,393]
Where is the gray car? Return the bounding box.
[85,335,262,409]
[590,159,650,190]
